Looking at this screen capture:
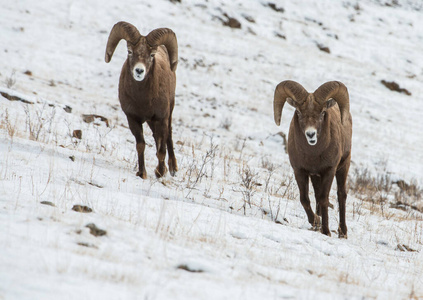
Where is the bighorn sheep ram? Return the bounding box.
[105,22,178,179]
[273,80,352,238]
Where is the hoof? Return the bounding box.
[169,164,177,177]
[322,227,331,237]
[168,159,178,177]
[338,227,348,239]
[322,230,332,236]
[312,215,321,231]
[155,165,168,178]
[136,170,147,180]
[338,232,348,239]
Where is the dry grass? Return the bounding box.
[5,71,16,89]
[238,163,259,215]
[24,103,56,142]
[350,167,423,220]
[0,109,18,140]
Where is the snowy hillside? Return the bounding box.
[1,0,422,299]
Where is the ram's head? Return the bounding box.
[105,22,178,81]
[273,80,350,146]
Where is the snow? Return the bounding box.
[1,0,423,299]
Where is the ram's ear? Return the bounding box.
[127,45,133,55]
[149,47,158,58]
[326,98,337,109]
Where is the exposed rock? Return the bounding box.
[317,43,330,53]
[86,223,107,237]
[266,3,285,13]
[40,201,55,207]
[0,91,34,104]
[275,32,286,39]
[72,205,92,213]
[385,0,400,7]
[72,130,82,139]
[63,105,72,113]
[77,242,98,249]
[82,114,110,127]
[176,264,204,273]
[242,14,255,23]
[381,80,411,95]
[222,13,241,29]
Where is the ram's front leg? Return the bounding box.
[127,116,147,179]
[336,156,351,239]
[294,169,320,228]
[167,109,178,177]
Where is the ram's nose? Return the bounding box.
[306,131,315,139]
[305,128,317,146]
[132,63,146,81]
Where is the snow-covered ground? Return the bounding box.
[1,0,422,299]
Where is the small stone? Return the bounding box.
[64,105,72,113]
[267,2,285,13]
[275,32,286,39]
[77,242,98,249]
[82,114,95,124]
[222,13,241,29]
[242,14,255,23]
[40,201,55,207]
[176,264,204,273]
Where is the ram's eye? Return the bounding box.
[150,53,155,58]
[128,50,133,55]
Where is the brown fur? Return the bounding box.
[274,81,352,238]
[105,22,178,179]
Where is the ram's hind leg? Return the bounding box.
[127,116,147,179]
[148,120,168,178]
[336,157,351,239]
[167,114,178,176]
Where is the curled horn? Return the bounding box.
[273,80,309,126]
[314,81,350,123]
[105,22,142,63]
[146,28,178,72]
